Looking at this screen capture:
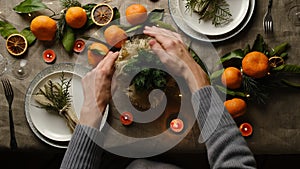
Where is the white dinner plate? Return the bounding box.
[25,63,108,147]
[181,0,249,36]
[168,0,255,42]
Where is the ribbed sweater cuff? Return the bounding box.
[60,125,103,169]
[191,86,235,143]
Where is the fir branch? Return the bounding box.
[60,0,81,9]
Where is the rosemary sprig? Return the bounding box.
[186,0,232,27]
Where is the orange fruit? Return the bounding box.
[125,4,148,25]
[87,42,109,67]
[242,51,269,78]
[6,34,28,56]
[65,6,87,29]
[104,25,127,48]
[91,3,114,26]
[30,15,57,41]
[221,67,242,89]
[224,98,247,118]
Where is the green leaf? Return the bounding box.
[83,3,97,28]
[210,69,224,80]
[89,49,106,56]
[251,34,267,53]
[13,0,48,13]
[281,79,300,88]
[62,26,75,53]
[219,49,244,64]
[215,85,246,97]
[152,20,176,32]
[273,64,300,73]
[270,42,290,57]
[147,9,165,23]
[125,24,143,33]
[0,21,19,39]
[112,7,120,25]
[20,27,36,46]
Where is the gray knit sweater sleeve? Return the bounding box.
[60,125,103,169]
[192,86,256,169]
[60,86,256,169]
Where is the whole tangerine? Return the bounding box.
[104,25,127,48]
[221,67,243,89]
[125,4,148,25]
[30,15,57,41]
[242,51,269,78]
[65,6,87,29]
[224,98,247,118]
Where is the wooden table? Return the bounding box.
[0,0,299,167]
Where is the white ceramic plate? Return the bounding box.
[25,63,108,147]
[181,0,249,36]
[169,0,255,42]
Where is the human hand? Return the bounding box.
[143,26,210,93]
[79,51,119,128]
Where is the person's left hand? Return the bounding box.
[79,51,119,128]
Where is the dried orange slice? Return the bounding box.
[6,34,28,56]
[269,56,284,68]
[91,3,114,26]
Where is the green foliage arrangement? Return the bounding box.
[210,34,300,104]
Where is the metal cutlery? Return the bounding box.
[263,0,273,34]
[1,78,18,150]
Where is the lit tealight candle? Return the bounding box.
[73,39,85,53]
[170,118,184,133]
[120,111,133,126]
[239,122,253,137]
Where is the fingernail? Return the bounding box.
[149,40,156,46]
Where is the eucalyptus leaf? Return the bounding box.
[0,21,19,39]
[20,27,36,46]
[62,26,75,53]
[13,0,48,14]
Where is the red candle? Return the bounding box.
[120,112,133,126]
[73,39,85,53]
[43,49,56,64]
[239,122,253,137]
[170,118,184,133]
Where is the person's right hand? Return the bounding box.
[143,26,210,93]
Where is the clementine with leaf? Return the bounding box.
[87,42,109,67]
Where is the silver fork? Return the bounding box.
[1,78,18,150]
[263,0,273,34]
